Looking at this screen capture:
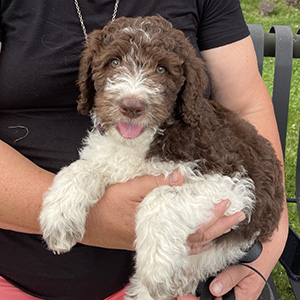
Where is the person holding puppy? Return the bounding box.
[0,0,288,299]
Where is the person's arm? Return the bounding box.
[0,140,185,249]
[178,34,288,300]
[0,140,54,233]
[0,138,245,253]
[201,36,289,299]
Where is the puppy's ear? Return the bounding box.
[179,55,208,127]
[77,30,102,115]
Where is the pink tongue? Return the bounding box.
[117,122,143,139]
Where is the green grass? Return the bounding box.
[241,0,300,32]
[241,1,300,299]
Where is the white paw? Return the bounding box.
[41,215,84,254]
[40,194,86,254]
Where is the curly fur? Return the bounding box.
[40,15,284,299]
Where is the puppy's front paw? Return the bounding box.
[40,195,86,254]
[41,215,84,254]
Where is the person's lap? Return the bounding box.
[0,276,127,300]
[0,276,41,300]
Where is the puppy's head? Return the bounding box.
[77,15,207,139]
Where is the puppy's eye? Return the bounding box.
[156,65,166,74]
[111,59,120,68]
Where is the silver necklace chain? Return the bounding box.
[74,0,120,42]
[111,0,121,22]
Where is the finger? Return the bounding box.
[187,198,245,245]
[154,169,185,187]
[193,211,246,244]
[124,170,184,200]
[189,243,212,255]
[187,199,230,245]
[209,264,250,297]
[177,295,200,300]
[188,211,246,255]
[200,199,231,232]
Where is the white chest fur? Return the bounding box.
[79,127,188,184]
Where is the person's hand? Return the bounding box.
[208,263,266,300]
[176,263,266,300]
[208,203,288,300]
[187,199,246,255]
[178,212,287,300]
[82,170,184,250]
[175,200,246,300]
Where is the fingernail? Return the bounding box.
[169,170,179,184]
[237,212,246,223]
[211,280,223,295]
[225,199,231,209]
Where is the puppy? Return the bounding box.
[40,15,284,300]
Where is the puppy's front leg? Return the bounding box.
[40,159,106,254]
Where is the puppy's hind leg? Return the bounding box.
[125,275,154,300]
[130,173,255,299]
[40,159,106,254]
[133,185,198,300]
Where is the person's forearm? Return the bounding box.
[0,139,185,251]
[253,203,288,278]
[0,139,135,249]
[0,140,54,233]
[241,90,289,273]
[225,79,289,280]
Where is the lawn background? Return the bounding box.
[240,1,299,299]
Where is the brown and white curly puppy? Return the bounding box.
[40,16,284,300]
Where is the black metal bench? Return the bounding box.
[248,24,300,300]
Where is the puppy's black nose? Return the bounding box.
[120,98,145,119]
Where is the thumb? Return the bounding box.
[177,295,200,300]
[128,170,184,200]
[209,265,248,297]
[155,169,184,187]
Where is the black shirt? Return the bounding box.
[0,0,249,299]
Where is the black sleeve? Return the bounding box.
[197,0,249,51]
